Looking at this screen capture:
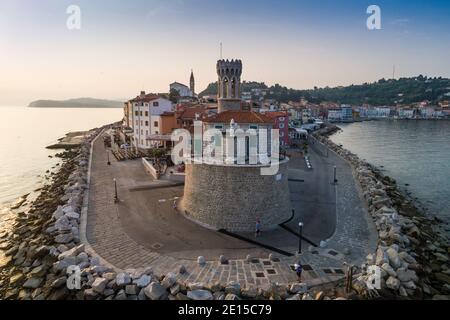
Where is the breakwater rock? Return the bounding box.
[314,126,450,300]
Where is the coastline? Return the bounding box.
[0,122,449,300]
[314,125,450,299]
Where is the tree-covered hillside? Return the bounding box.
[199,76,450,105]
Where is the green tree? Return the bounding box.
[169,88,180,103]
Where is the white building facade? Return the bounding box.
[170,82,193,97]
[129,92,173,149]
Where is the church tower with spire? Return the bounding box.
[190,70,195,96]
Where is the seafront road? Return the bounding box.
[84,134,377,287]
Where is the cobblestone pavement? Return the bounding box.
[83,134,377,288]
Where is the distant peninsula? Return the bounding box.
[28,98,124,109]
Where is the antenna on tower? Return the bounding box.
[220,42,223,59]
[393,65,396,79]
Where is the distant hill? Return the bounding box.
[28,98,124,108]
[199,76,450,105]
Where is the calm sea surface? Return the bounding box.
[330,120,450,222]
[0,106,122,213]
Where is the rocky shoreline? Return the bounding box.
[0,122,448,300]
[314,125,450,300]
[0,124,329,301]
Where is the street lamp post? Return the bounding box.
[107,150,111,166]
[113,178,119,203]
[298,222,304,254]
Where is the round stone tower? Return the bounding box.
[217,59,243,113]
[180,58,292,233]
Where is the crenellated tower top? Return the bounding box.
[216,59,243,113]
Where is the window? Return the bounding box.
[145,121,149,126]
[141,121,143,126]
[155,131,159,135]
[141,130,143,135]
[145,111,149,117]
[146,130,149,136]
[215,125,223,130]
[279,123,285,129]
[135,111,139,116]
[136,120,139,126]
[280,131,285,137]
[249,125,258,130]
[154,121,159,127]
[279,117,285,122]
[153,102,159,107]
[140,111,143,116]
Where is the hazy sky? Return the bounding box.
[1,0,450,106]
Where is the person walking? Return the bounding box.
[172,200,177,211]
[255,219,261,238]
[294,262,303,282]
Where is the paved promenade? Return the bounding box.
[84,134,377,288]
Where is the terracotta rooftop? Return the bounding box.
[130,94,164,103]
[263,111,288,119]
[178,106,207,120]
[203,110,273,124]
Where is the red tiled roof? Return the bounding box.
[203,110,273,124]
[178,106,207,120]
[263,111,288,119]
[130,94,164,103]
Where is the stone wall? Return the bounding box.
[181,160,292,232]
[218,99,242,113]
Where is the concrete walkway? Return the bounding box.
[84,134,377,288]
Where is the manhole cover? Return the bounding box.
[152,243,163,249]
[334,269,345,275]
[303,264,313,271]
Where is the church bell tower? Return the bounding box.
[190,70,195,96]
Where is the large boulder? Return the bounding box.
[116,273,132,287]
[55,233,74,244]
[187,290,214,301]
[381,263,397,278]
[289,283,308,294]
[23,277,43,289]
[135,275,152,288]
[386,247,402,269]
[91,277,108,294]
[375,247,389,266]
[144,282,167,300]
[396,268,418,283]
[225,281,241,295]
[58,244,85,260]
[161,273,177,289]
[386,276,400,290]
